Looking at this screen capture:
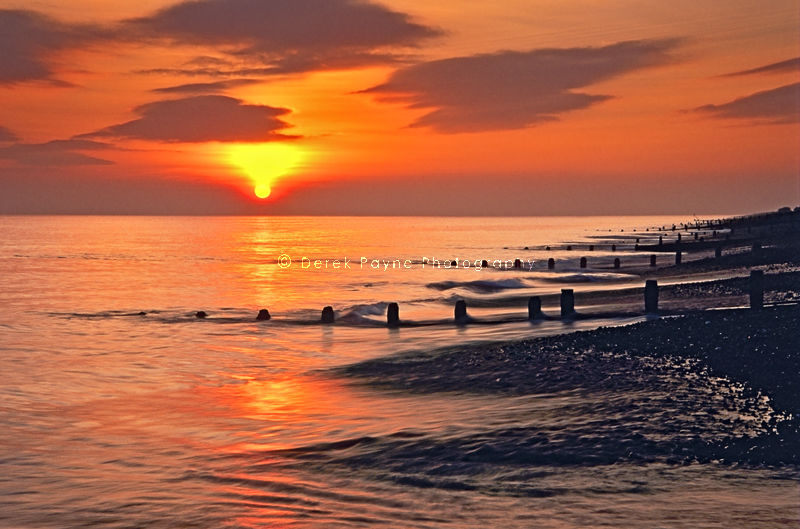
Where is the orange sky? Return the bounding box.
[0,0,798,214]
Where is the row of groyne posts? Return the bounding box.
[199,270,769,325]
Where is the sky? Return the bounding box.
[0,0,798,215]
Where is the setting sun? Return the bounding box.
[227,143,304,199]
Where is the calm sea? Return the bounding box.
[0,216,796,528]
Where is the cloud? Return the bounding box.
[363,39,680,132]
[152,79,261,94]
[0,139,113,166]
[723,57,800,77]
[693,83,800,124]
[86,95,297,142]
[0,126,17,142]
[0,9,101,84]
[127,0,441,74]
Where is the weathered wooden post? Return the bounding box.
[694,232,698,240]
[455,300,468,324]
[589,245,594,251]
[481,260,489,268]
[566,245,572,251]
[677,233,682,242]
[580,257,587,268]
[548,258,555,270]
[611,244,616,251]
[256,309,271,321]
[514,258,522,269]
[387,302,400,327]
[675,251,682,265]
[195,311,207,319]
[528,296,543,320]
[650,254,657,266]
[613,258,621,269]
[658,235,663,246]
[321,306,335,323]
[560,289,575,318]
[645,279,658,313]
[749,270,764,310]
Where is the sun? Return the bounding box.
[254,183,271,198]
[227,143,303,199]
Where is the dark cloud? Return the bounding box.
[0,139,113,166]
[152,79,261,94]
[0,9,103,84]
[723,57,800,77]
[0,126,18,142]
[363,39,680,132]
[693,83,800,124]
[127,0,441,74]
[86,95,297,142]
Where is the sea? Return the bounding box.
[0,215,796,528]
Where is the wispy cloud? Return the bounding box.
[0,139,113,166]
[127,0,441,75]
[722,57,799,77]
[693,82,800,124]
[152,79,261,94]
[363,39,681,132]
[85,95,298,142]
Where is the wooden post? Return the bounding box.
[528,296,543,320]
[675,251,682,265]
[321,306,335,323]
[613,258,620,269]
[566,245,572,251]
[548,258,555,270]
[256,309,271,321]
[580,257,587,268]
[560,289,575,318]
[514,258,522,269]
[650,254,657,266]
[645,280,658,313]
[749,270,764,310]
[195,311,207,319]
[455,300,468,324]
[481,260,489,268]
[659,235,663,246]
[589,245,594,251]
[387,303,399,327]
[611,244,616,252]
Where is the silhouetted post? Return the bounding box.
[635,243,640,250]
[528,296,543,320]
[645,280,658,314]
[455,300,468,324]
[566,245,572,251]
[749,270,764,310]
[677,233,682,242]
[694,232,698,240]
[387,302,399,327]
[675,251,682,265]
[560,289,575,318]
[715,245,722,259]
[636,237,640,243]
[613,258,620,269]
[658,235,663,246]
[713,230,717,237]
[321,306,335,323]
[514,258,522,269]
[650,254,657,266]
[589,245,594,251]
[548,258,555,270]
[195,311,207,319]
[580,257,587,268]
[256,309,271,321]
[481,260,489,268]
[611,244,616,252]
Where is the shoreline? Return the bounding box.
[341,304,800,467]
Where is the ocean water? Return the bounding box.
[0,215,796,528]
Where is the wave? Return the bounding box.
[427,278,531,293]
